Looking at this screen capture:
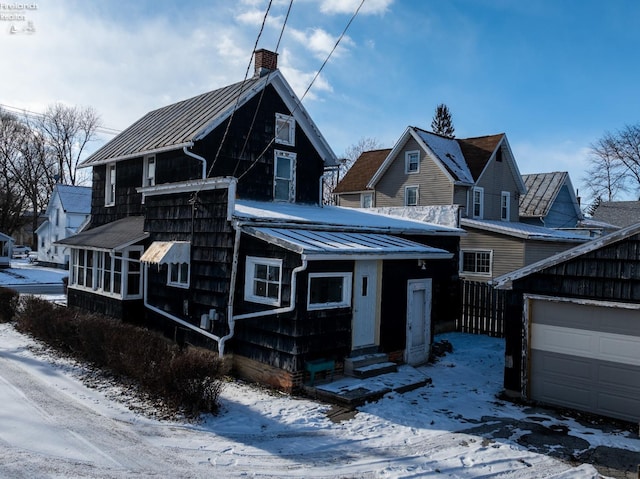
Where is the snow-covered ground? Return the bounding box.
[0,262,638,478]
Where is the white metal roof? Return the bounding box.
[241,227,453,260]
[461,218,588,243]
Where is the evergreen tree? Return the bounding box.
[431,103,455,138]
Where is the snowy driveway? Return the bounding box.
[0,323,637,478]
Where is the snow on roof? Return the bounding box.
[233,200,464,236]
[461,218,588,243]
[414,129,474,184]
[56,185,92,214]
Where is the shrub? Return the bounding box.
[0,287,19,323]
[14,297,224,416]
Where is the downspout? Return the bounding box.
[143,263,223,344]
[218,222,309,355]
[183,145,207,180]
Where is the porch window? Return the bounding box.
[105,163,116,207]
[501,191,510,221]
[275,113,295,146]
[168,262,190,288]
[245,256,282,306]
[461,250,492,276]
[274,150,296,202]
[472,187,484,219]
[69,247,142,299]
[405,185,419,206]
[307,272,352,310]
[405,150,420,173]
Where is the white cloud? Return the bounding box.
[319,0,393,15]
[279,49,333,102]
[288,26,353,59]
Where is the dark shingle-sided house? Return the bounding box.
[58,51,463,391]
[493,224,640,423]
[333,127,589,282]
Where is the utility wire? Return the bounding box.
[238,0,365,181]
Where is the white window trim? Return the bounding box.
[361,192,373,208]
[167,262,190,289]
[307,272,352,310]
[405,185,419,206]
[245,256,283,306]
[405,150,420,174]
[68,247,143,299]
[143,154,156,188]
[501,191,510,221]
[273,150,296,202]
[460,249,493,276]
[105,163,116,207]
[275,113,295,146]
[472,186,484,219]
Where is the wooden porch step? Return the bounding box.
[344,352,389,375]
[351,361,398,379]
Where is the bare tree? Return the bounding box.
[38,103,101,185]
[431,104,455,138]
[0,109,29,235]
[584,124,640,201]
[322,137,384,205]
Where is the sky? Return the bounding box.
[3,0,640,208]
[2,262,639,477]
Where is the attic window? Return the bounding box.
[275,113,295,146]
[405,151,420,173]
[496,148,503,162]
[143,155,156,187]
[105,163,116,207]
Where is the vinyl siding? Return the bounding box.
[337,192,365,208]
[475,146,520,221]
[524,241,575,266]
[543,185,580,228]
[460,228,525,281]
[376,138,454,207]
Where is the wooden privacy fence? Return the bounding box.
[457,280,507,337]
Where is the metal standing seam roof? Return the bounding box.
[140,241,190,264]
[79,76,266,167]
[461,218,589,243]
[241,227,453,260]
[55,216,148,250]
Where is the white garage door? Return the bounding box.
[527,295,640,423]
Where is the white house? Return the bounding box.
[36,184,91,268]
[0,232,14,268]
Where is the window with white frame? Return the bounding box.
[461,250,492,275]
[105,163,116,206]
[274,150,296,202]
[405,150,420,174]
[307,272,352,310]
[168,262,190,288]
[245,256,282,306]
[501,191,510,221]
[405,185,419,206]
[361,192,373,208]
[275,113,295,146]
[472,187,484,218]
[69,247,142,299]
[143,155,156,187]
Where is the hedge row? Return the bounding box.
[14,297,224,416]
[0,287,19,323]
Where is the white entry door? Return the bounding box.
[352,260,380,350]
[405,279,432,365]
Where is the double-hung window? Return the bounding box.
[245,256,282,306]
[105,163,116,206]
[405,185,419,206]
[274,150,296,202]
[472,187,484,218]
[307,272,352,310]
[501,191,510,221]
[461,250,492,276]
[275,113,295,146]
[405,150,420,173]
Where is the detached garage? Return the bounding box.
[493,224,640,424]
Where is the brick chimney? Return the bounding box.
[254,49,278,77]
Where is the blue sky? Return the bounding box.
[3,0,640,207]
